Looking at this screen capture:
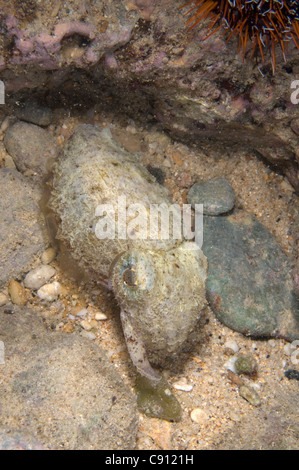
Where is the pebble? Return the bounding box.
[41,247,56,265]
[284,369,299,381]
[95,312,108,321]
[75,308,88,317]
[190,408,209,425]
[61,323,75,333]
[8,280,27,305]
[227,369,244,387]
[223,356,238,373]
[135,375,182,422]
[235,354,258,376]
[80,320,95,331]
[223,340,239,355]
[172,379,193,392]
[37,281,61,301]
[284,342,299,356]
[81,331,97,340]
[201,210,299,341]
[239,385,261,407]
[24,265,56,289]
[187,177,235,215]
[0,293,8,306]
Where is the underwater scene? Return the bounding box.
[0,0,298,451]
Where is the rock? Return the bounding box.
[201,210,299,341]
[172,379,193,392]
[0,306,138,450]
[284,369,299,381]
[235,354,258,377]
[61,323,75,334]
[135,375,182,422]
[80,319,94,331]
[223,340,239,355]
[13,100,53,127]
[239,385,261,407]
[227,370,244,387]
[37,281,61,301]
[187,178,235,215]
[24,265,56,289]
[7,280,27,305]
[223,356,238,374]
[190,408,209,425]
[0,2,298,193]
[94,312,108,321]
[0,169,48,288]
[4,121,59,180]
[41,247,56,265]
[0,293,8,306]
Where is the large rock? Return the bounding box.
[0,169,48,288]
[0,307,138,450]
[4,121,59,180]
[201,210,299,341]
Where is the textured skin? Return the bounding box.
[50,125,207,380]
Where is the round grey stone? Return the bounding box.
[187,177,235,215]
[201,210,299,341]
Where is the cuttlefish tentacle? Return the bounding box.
[120,309,161,382]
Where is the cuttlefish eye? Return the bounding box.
[113,252,155,295]
[122,264,139,290]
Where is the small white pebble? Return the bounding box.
[0,292,8,306]
[190,408,208,424]
[224,340,239,354]
[24,265,56,289]
[172,380,193,392]
[37,281,61,301]
[95,312,107,321]
[223,356,238,373]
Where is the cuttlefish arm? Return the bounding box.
[120,309,161,382]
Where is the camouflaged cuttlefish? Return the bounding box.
[49,124,207,381]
